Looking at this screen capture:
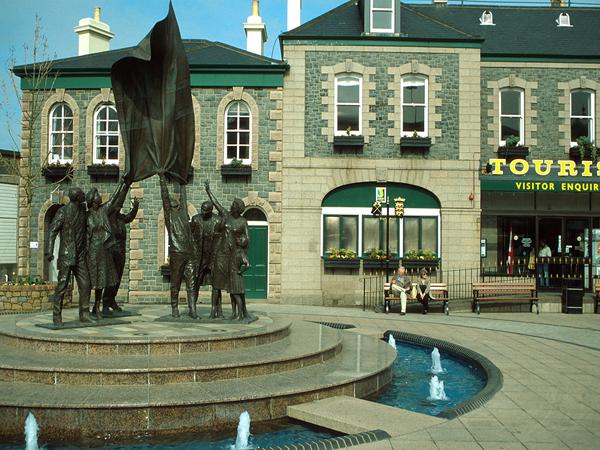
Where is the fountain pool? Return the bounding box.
[375,340,486,417]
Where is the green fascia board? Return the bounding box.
[482,55,600,63]
[281,37,482,49]
[21,72,284,90]
[322,182,440,209]
[481,177,600,193]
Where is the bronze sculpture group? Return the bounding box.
[45,4,253,327]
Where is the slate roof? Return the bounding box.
[13,40,286,77]
[281,1,600,59]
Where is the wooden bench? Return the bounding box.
[595,283,600,314]
[472,281,538,315]
[383,282,449,315]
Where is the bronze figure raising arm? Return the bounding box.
[204,181,226,216]
[121,198,140,224]
[159,173,172,234]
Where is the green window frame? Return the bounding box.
[402,217,438,256]
[362,216,399,257]
[323,215,359,255]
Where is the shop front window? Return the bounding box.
[323,215,358,254]
[362,216,399,257]
[403,217,438,256]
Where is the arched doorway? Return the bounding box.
[43,204,62,281]
[243,208,268,299]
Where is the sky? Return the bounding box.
[0,0,593,150]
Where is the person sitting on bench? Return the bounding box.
[417,269,432,315]
[391,266,412,316]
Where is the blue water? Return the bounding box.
[376,340,487,416]
[0,420,338,449]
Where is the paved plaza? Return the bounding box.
[260,302,600,450]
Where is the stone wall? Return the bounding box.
[0,284,63,312]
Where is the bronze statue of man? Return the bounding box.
[103,196,140,314]
[191,200,222,318]
[159,172,198,318]
[45,187,92,326]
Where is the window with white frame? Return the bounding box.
[363,216,399,257]
[371,0,394,33]
[403,217,438,256]
[571,90,595,145]
[402,76,428,137]
[93,104,119,164]
[323,215,358,254]
[225,101,251,164]
[500,89,524,145]
[49,103,74,163]
[335,75,362,136]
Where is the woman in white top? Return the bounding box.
[538,240,552,288]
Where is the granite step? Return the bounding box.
[0,331,396,440]
[0,321,342,385]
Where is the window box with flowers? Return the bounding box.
[569,136,598,163]
[400,131,432,152]
[333,129,364,151]
[42,162,73,180]
[362,248,400,270]
[402,249,440,269]
[497,135,529,159]
[323,248,360,269]
[87,161,120,178]
[221,158,252,177]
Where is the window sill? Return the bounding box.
[87,164,119,178]
[497,146,529,159]
[42,164,73,180]
[333,135,364,151]
[220,165,252,177]
[323,258,360,270]
[400,137,432,151]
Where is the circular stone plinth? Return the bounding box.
[0,306,291,355]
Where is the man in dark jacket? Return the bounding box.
[45,187,92,326]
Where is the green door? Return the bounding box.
[244,225,268,299]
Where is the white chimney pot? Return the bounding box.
[74,7,114,56]
[287,0,302,31]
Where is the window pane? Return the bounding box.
[337,77,360,103]
[403,218,419,254]
[63,118,73,132]
[403,106,425,132]
[108,107,117,120]
[571,91,591,116]
[501,117,521,140]
[96,146,105,160]
[62,105,73,118]
[97,120,106,132]
[108,147,118,160]
[571,118,591,141]
[63,146,73,159]
[337,105,360,131]
[373,0,392,8]
[501,90,521,115]
[403,81,425,104]
[237,102,250,116]
[421,218,437,254]
[52,118,61,132]
[383,219,399,256]
[52,134,62,146]
[372,11,392,29]
[340,217,357,251]
[226,132,237,145]
[325,217,340,251]
[98,136,107,147]
[238,146,250,160]
[108,136,118,147]
[227,117,237,130]
[239,117,250,130]
[239,132,250,145]
[226,146,237,159]
[51,146,61,159]
[63,133,73,146]
[108,120,118,132]
[363,218,380,253]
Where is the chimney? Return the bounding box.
[74,7,114,56]
[433,0,448,4]
[287,0,302,31]
[244,0,268,56]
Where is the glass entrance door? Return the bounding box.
[537,218,562,289]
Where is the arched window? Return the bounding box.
[93,104,119,164]
[401,75,428,137]
[500,88,524,145]
[335,75,362,136]
[570,90,595,145]
[49,103,73,163]
[225,101,251,164]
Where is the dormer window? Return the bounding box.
[479,11,495,26]
[556,13,573,27]
[371,0,394,33]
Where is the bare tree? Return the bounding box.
[0,15,70,206]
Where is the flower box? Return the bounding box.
[160,265,171,276]
[497,146,529,159]
[402,258,440,269]
[362,258,400,270]
[323,258,360,270]
[87,164,120,178]
[220,165,252,177]
[333,135,364,150]
[569,146,597,163]
[42,164,73,180]
[400,137,432,151]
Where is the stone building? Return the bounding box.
[13,5,286,303]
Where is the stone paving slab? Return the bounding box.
[287,395,444,436]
